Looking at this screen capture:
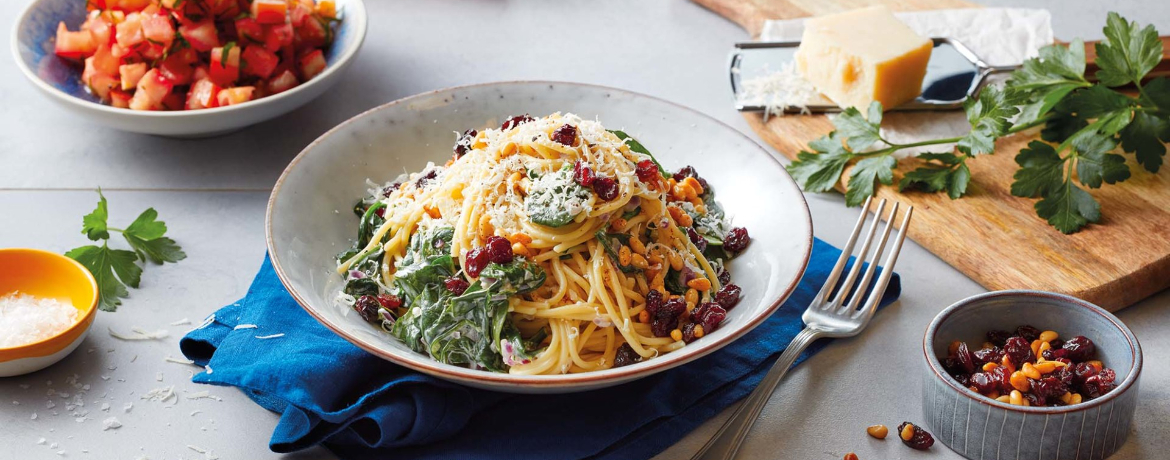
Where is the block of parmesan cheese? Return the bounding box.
[794,6,932,110]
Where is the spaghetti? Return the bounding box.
[336,113,750,374]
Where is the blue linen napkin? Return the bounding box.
[180,238,900,459]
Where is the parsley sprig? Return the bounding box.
[786,12,1169,234]
[66,191,186,311]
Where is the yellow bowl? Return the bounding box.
[0,248,98,376]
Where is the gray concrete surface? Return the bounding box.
[1,1,1167,459]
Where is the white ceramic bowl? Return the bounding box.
[266,81,813,393]
[11,0,367,137]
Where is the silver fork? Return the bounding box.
[691,197,913,460]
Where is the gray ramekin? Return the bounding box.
[923,290,1142,460]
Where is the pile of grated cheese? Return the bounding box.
[0,292,79,348]
[735,62,818,119]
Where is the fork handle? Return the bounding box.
[690,327,823,460]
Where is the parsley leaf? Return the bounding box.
[1010,141,1066,198]
[1119,111,1168,172]
[1073,135,1130,188]
[1094,12,1164,87]
[787,131,855,193]
[65,191,185,311]
[958,85,1018,155]
[844,155,896,206]
[833,102,884,151]
[898,152,971,199]
[1035,179,1101,234]
[82,191,110,241]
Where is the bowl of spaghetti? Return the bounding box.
[267,82,813,392]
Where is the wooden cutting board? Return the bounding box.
[692,0,1170,311]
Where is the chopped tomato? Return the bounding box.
[119,62,148,90]
[298,49,326,80]
[216,86,255,106]
[158,53,195,85]
[267,69,299,94]
[110,43,134,59]
[114,14,144,48]
[109,89,132,108]
[54,22,97,59]
[209,45,241,86]
[84,15,114,47]
[90,44,120,75]
[235,17,264,44]
[186,78,221,110]
[140,13,175,48]
[87,0,107,11]
[192,65,210,82]
[251,0,288,25]
[88,73,120,101]
[178,21,219,52]
[105,0,152,12]
[162,92,185,110]
[241,45,279,79]
[135,41,166,60]
[294,16,328,50]
[263,23,294,52]
[290,3,312,27]
[129,68,172,110]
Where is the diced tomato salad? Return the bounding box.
[54,0,339,111]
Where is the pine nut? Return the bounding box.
[631,254,649,269]
[618,245,632,266]
[693,324,705,338]
[1010,390,1024,406]
[1033,361,1058,374]
[1060,392,1073,405]
[1039,330,1059,342]
[996,395,1011,403]
[638,310,650,323]
[501,142,517,156]
[629,235,647,255]
[511,233,533,244]
[687,277,712,291]
[512,242,529,257]
[667,251,684,271]
[1031,339,1044,357]
[1087,360,1103,372]
[1010,371,1031,392]
[685,289,698,305]
[900,423,916,441]
[424,205,441,219]
[1021,362,1041,379]
[982,362,998,371]
[866,424,888,439]
[610,217,628,231]
[1070,393,1083,404]
[1001,355,1016,373]
[682,177,704,196]
[1038,341,1052,355]
[670,329,682,341]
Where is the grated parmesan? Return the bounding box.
[107,327,169,341]
[0,292,79,347]
[735,62,818,120]
[101,417,122,430]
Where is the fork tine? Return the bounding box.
[816,195,872,304]
[827,199,887,310]
[842,202,899,313]
[855,205,913,322]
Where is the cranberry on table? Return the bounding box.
[723,227,750,253]
[896,422,934,450]
[464,247,490,278]
[485,236,514,264]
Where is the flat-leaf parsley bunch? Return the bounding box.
[66,190,186,311]
[787,12,1169,233]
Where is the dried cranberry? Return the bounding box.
[1023,391,1047,407]
[551,124,577,146]
[381,183,401,197]
[717,269,731,286]
[680,322,698,343]
[645,290,664,315]
[955,342,976,374]
[1072,362,1099,385]
[687,227,708,252]
[613,343,642,368]
[464,247,490,278]
[1016,325,1041,342]
[969,372,998,394]
[714,283,742,310]
[973,346,1004,366]
[501,114,534,130]
[376,294,402,310]
[1062,336,1096,361]
[953,373,971,387]
[485,236,514,264]
[634,160,658,182]
[593,176,619,201]
[1003,336,1034,366]
[1031,376,1068,400]
[453,129,477,157]
[354,295,380,322]
[573,161,595,187]
[1042,347,1069,361]
[987,365,1013,393]
[1052,363,1076,387]
[1083,368,1116,398]
[692,302,727,332]
[415,169,438,188]
[443,277,470,296]
[1048,338,1064,349]
[724,227,750,253]
[896,422,934,450]
[986,330,1013,346]
[374,207,386,218]
[650,297,686,337]
[672,166,709,193]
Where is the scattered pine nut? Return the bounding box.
[866,424,888,439]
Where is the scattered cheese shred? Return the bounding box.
[141,386,176,403]
[735,62,818,120]
[232,324,258,330]
[169,318,191,326]
[102,417,122,430]
[107,327,169,341]
[254,333,285,339]
[164,356,195,365]
[184,391,223,402]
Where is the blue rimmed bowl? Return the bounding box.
[11,0,367,137]
[923,290,1142,460]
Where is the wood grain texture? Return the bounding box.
[694,0,1170,310]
